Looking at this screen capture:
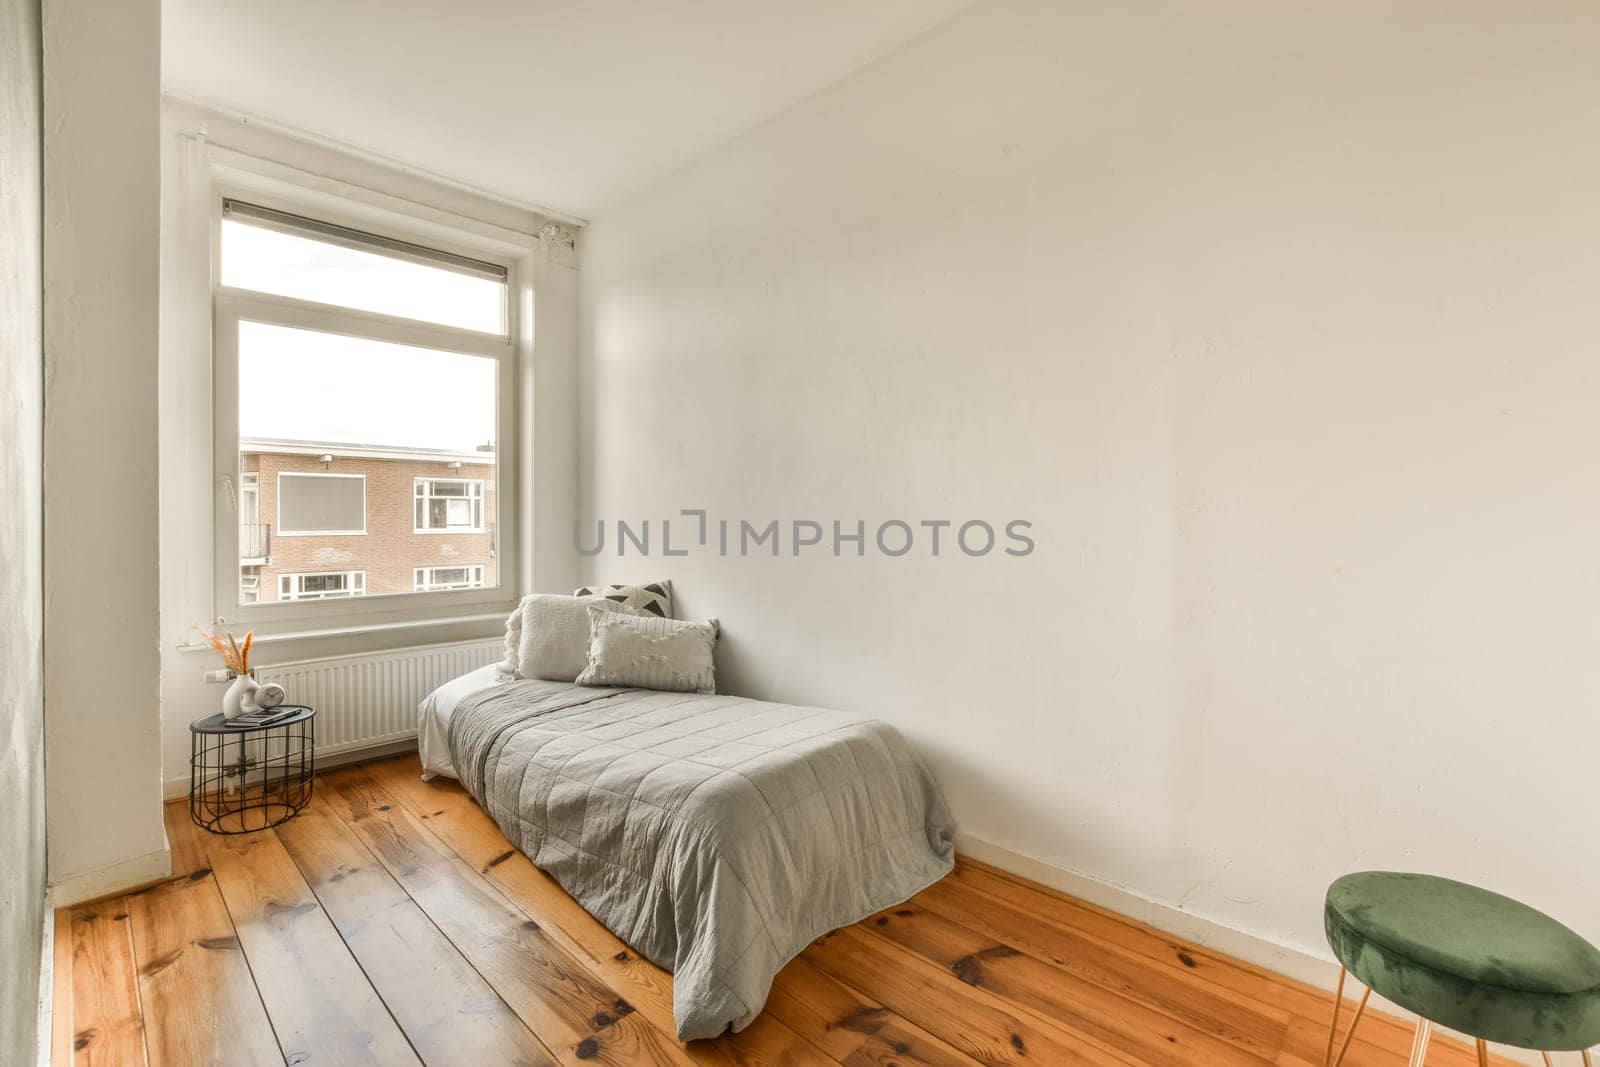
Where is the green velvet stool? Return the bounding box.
[1321,872,1600,1066]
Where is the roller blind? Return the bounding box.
[223,199,507,282]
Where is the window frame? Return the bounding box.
[211,180,520,630]
[414,476,486,534]
[276,471,368,536]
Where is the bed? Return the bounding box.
[418,670,956,1041]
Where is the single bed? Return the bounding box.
[419,671,955,1041]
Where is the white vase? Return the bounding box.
[222,673,260,719]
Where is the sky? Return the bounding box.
[238,321,496,453]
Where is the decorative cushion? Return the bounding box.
[1325,871,1600,1050]
[515,594,645,682]
[574,608,719,694]
[573,579,674,618]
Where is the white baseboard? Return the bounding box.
[48,847,171,908]
[954,832,1558,1067]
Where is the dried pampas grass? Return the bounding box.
[194,625,254,675]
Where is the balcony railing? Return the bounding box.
[240,522,270,561]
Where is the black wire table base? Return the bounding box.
[189,708,315,835]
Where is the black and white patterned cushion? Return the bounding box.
[572,579,674,619]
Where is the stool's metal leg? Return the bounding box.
[1322,966,1346,1066]
[1583,1048,1593,1067]
[1407,1019,1433,1066]
[1539,1050,1552,1066]
[1475,1038,1487,1067]
[1330,986,1372,1067]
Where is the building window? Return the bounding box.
[240,572,260,605]
[214,190,514,618]
[414,565,485,591]
[279,571,366,601]
[277,472,366,535]
[240,472,259,524]
[238,472,270,561]
[415,478,485,532]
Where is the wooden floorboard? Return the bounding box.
[54,752,1523,1066]
[65,897,146,1066]
[943,861,1495,1067]
[125,870,282,1066]
[915,870,1293,1058]
[276,793,557,1066]
[324,767,705,1066]
[859,902,1270,1066]
[764,956,983,1067]
[198,820,418,1065]
[804,922,1128,1066]
[51,909,74,1066]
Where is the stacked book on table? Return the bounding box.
[224,706,301,730]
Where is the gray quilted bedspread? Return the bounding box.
[448,679,956,1040]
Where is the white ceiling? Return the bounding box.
[163,0,977,221]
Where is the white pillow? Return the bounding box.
[514,594,645,682]
[575,608,719,694]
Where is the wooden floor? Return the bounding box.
[52,753,1511,1066]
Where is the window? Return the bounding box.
[415,478,485,532]
[279,571,365,601]
[214,189,516,620]
[414,565,485,591]
[239,472,259,524]
[277,472,366,535]
[238,472,268,560]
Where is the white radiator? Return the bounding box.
[256,637,503,761]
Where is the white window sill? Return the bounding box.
[175,610,507,651]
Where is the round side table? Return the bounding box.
[189,706,316,834]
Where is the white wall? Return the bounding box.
[43,0,168,904]
[580,0,1600,968]
[156,100,583,792]
[1,0,45,1057]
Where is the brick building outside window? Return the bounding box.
[237,437,495,605]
